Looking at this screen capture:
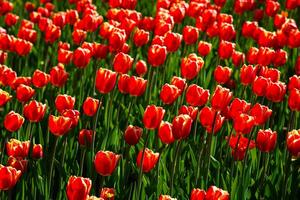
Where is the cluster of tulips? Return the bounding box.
[0,0,300,199]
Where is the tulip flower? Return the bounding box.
[259,66,280,82]
[288,88,300,111]
[160,84,180,105]
[50,64,69,87]
[32,69,50,88]
[16,84,35,103]
[0,89,12,107]
[0,165,22,190]
[94,151,120,176]
[135,60,147,77]
[233,113,255,134]
[158,121,175,144]
[128,76,147,97]
[252,76,270,97]
[228,98,251,120]
[164,32,182,52]
[211,85,233,111]
[190,188,206,200]
[265,81,286,102]
[183,26,199,45]
[113,52,134,74]
[250,103,272,126]
[78,129,93,147]
[7,156,28,174]
[228,135,256,160]
[4,111,25,132]
[133,28,150,47]
[170,76,186,93]
[48,115,73,136]
[181,53,204,80]
[55,94,75,113]
[136,148,159,173]
[11,76,31,90]
[72,29,87,45]
[6,139,29,158]
[32,144,43,159]
[214,65,232,84]
[83,97,100,117]
[231,50,245,67]
[5,13,19,27]
[61,109,80,128]
[172,114,193,140]
[23,100,47,122]
[159,195,177,200]
[186,84,210,107]
[100,187,115,200]
[147,44,167,67]
[287,129,300,157]
[179,106,198,120]
[197,41,212,57]
[205,186,230,200]
[66,176,92,200]
[218,40,235,59]
[73,47,91,69]
[95,68,117,94]
[256,129,277,152]
[0,65,17,86]
[199,107,225,134]
[124,125,143,146]
[143,105,165,130]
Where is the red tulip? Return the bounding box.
[250,103,272,126]
[288,88,300,111]
[265,0,280,17]
[228,98,251,120]
[205,186,230,200]
[78,129,93,147]
[14,39,32,56]
[159,195,177,200]
[6,139,29,158]
[242,21,259,38]
[257,47,275,66]
[48,115,73,136]
[199,107,225,134]
[55,94,75,113]
[45,24,61,44]
[113,52,134,74]
[158,121,175,144]
[93,43,108,60]
[66,10,79,25]
[7,156,28,174]
[0,165,21,190]
[133,28,149,47]
[256,129,277,152]
[124,125,143,146]
[164,32,182,52]
[10,76,31,90]
[143,105,165,130]
[5,13,19,27]
[94,151,120,176]
[0,89,12,107]
[100,187,115,200]
[252,76,270,97]
[273,49,288,67]
[246,47,258,64]
[232,50,245,67]
[170,76,186,93]
[218,40,235,60]
[95,68,117,94]
[50,64,69,87]
[61,109,80,128]
[136,148,159,173]
[0,65,17,87]
[109,28,126,52]
[23,100,47,122]
[259,66,280,82]
[179,106,198,120]
[83,97,100,117]
[287,129,300,157]
[32,144,43,159]
[185,84,210,107]
[214,65,232,84]
[181,53,204,80]
[72,29,87,45]
[228,135,256,160]
[73,47,91,69]
[190,188,206,200]
[118,74,130,94]
[160,84,180,105]
[4,111,24,132]
[211,85,233,111]
[148,44,167,67]
[265,81,286,102]
[198,41,212,57]
[233,114,255,134]
[172,114,193,140]
[288,75,300,91]
[135,60,147,77]
[128,76,147,97]
[15,84,35,103]
[219,23,236,41]
[183,26,199,45]
[32,69,50,88]
[66,176,92,200]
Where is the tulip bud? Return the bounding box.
[172,114,193,140]
[256,129,277,152]
[4,111,25,132]
[23,100,47,122]
[55,94,75,113]
[0,165,22,190]
[95,68,117,94]
[136,148,159,172]
[185,84,210,107]
[124,125,143,145]
[66,176,92,200]
[160,84,180,105]
[94,151,120,176]
[158,121,175,144]
[143,105,165,130]
[287,130,300,157]
[82,97,100,117]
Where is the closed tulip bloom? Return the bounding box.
[23,100,47,122]
[0,89,12,107]
[61,109,80,128]
[95,68,117,94]
[4,111,24,132]
[16,84,35,103]
[232,50,245,67]
[93,43,108,60]
[66,176,92,200]
[10,76,31,90]
[109,29,126,52]
[273,49,287,67]
[58,48,73,65]
[218,40,235,60]
[252,76,270,97]
[55,94,75,113]
[135,60,147,77]
[214,65,232,84]
[0,165,21,190]
[7,156,28,174]
[170,76,186,93]
[288,75,300,91]
[211,85,233,111]
[72,29,87,45]
[250,103,272,126]
[128,76,147,97]
[197,41,212,57]
[228,135,256,160]
[118,74,130,94]
[78,129,93,147]
[205,186,229,200]
[183,26,199,45]
[48,115,73,136]
[286,130,300,157]
[83,97,100,117]
[94,151,120,176]
[185,84,210,107]
[199,107,225,134]
[50,64,69,87]
[265,0,280,17]
[219,23,236,41]
[288,88,300,111]
[160,84,180,105]
[158,121,175,144]
[73,47,91,69]
[181,53,204,80]
[246,47,259,64]
[136,148,159,172]
[259,66,280,82]
[6,139,29,158]
[256,129,277,152]
[228,98,251,120]
[233,114,255,134]
[0,65,17,87]
[172,114,193,140]
[14,39,32,56]
[5,13,19,27]
[143,105,165,130]
[32,69,50,88]
[265,81,286,102]
[113,52,134,74]
[257,47,275,66]
[100,188,115,200]
[179,106,198,120]
[164,32,182,52]
[148,44,167,67]
[190,188,206,200]
[45,24,61,44]
[32,144,43,159]
[159,195,177,200]
[124,125,143,146]
[133,28,149,47]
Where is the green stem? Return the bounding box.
[170,140,182,195]
[47,136,59,199]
